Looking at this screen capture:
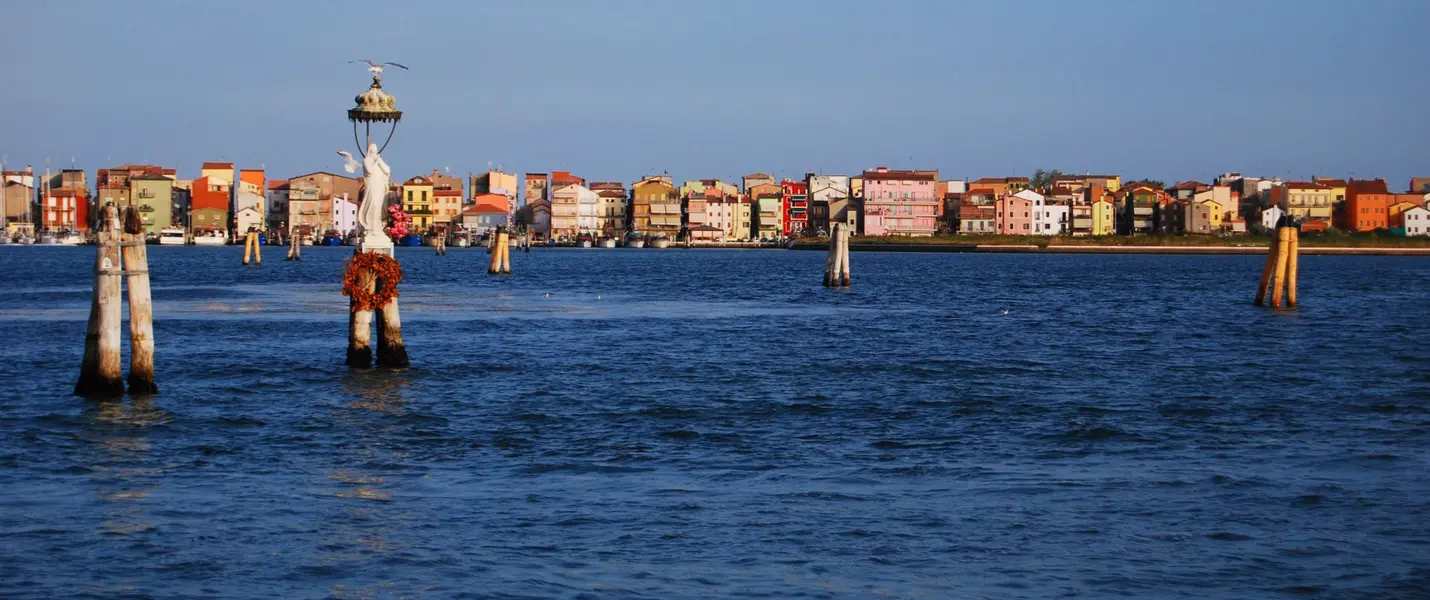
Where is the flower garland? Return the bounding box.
[386,204,412,239]
[341,251,404,312]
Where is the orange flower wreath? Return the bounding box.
[342,252,404,312]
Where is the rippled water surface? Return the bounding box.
[1,246,1429,599]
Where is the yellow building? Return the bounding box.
[733,200,753,240]
[200,161,234,186]
[1091,197,1116,235]
[432,189,462,225]
[1087,175,1121,193]
[1271,182,1334,223]
[402,175,435,230]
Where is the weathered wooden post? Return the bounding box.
[501,230,512,273]
[839,224,852,286]
[75,204,125,398]
[286,227,301,261]
[346,251,375,367]
[1285,226,1299,307]
[121,207,158,394]
[375,292,409,367]
[1254,225,1281,306]
[1269,225,1292,308]
[823,223,840,287]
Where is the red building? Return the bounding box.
[781,179,808,236]
[41,187,87,231]
[1337,179,1393,232]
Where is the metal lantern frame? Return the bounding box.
[348,79,402,158]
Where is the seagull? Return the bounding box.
[335,150,359,174]
[350,59,409,76]
[543,293,551,298]
[1000,308,1011,315]
[596,295,602,300]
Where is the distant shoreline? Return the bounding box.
[787,242,1430,255]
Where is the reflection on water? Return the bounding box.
[82,399,170,538]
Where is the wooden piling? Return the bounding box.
[75,205,125,398]
[120,207,158,395]
[488,227,504,274]
[499,231,511,274]
[1269,226,1292,308]
[375,292,409,368]
[346,265,375,367]
[1286,226,1299,307]
[1254,226,1281,306]
[835,225,846,285]
[242,230,261,265]
[286,228,301,261]
[823,224,839,287]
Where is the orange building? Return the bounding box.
[1339,179,1392,232]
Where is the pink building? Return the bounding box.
[995,193,1034,234]
[861,167,939,236]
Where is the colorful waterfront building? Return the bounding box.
[130,175,174,236]
[742,173,775,193]
[755,192,782,240]
[332,193,357,234]
[266,180,289,231]
[401,175,435,231]
[1117,184,1161,235]
[460,193,510,237]
[861,168,938,236]
[576,185,600,235]
[631,175,678,238]
[1336,179,1392,231]
[1091,192,1117,236]
[590,182,627,236]
[780,180,809,236]
[286,171,360,235]
[808,173,851,235]
[969,176,1030,197]
[1267,181,1333,226]
[995,192,1033,235]
[39,187,86,232]
[188,176,228,235]
[524,173,550,238]
[432,189,462,226]
[1403,206,1430,236]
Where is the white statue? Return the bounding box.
[337,142,391,248]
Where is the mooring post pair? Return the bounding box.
[75,204,157,398]
[1255,220,1300,309]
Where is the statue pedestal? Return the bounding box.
[359,234,393,256]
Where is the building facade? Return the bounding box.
[861,168,938,236]
[631,175,678,238]
[590,182,627,235]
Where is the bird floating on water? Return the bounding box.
[543,293,551,298]
[1000,308,1011,315]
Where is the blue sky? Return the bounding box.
[2,0,1427,188]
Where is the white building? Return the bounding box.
[332,193,357,234]
[1037,203,1069,235]
[576,185,600,234]
[234,190,265,234]
[1260,205,1284,230]
[1404,206,1430,236]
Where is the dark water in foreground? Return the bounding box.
[1,246,1428,599]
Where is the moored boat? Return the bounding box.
[193,228,227,246]
[36,232,57,245]
[650,235,671,249]
[452,231,470,248]
[58,231,86,245]
[626,233,645,249]
[399,233,423,247]
[321,230,344,246]
[600,237,616,248]
[158,227,186,245]
[15,234,33,245]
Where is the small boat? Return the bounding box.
[36,233,58,245]
[158,227,186,245]
[344,232,360,246]
[576,233,594,248]
[399,233,423,247]
[0,234,10,245]
[600,237,616,248]
[452,231,470,248]
[626,233,645,249]
[193,228,227,246]
[15,234,33,245]
[59,231,86,245]
[321,230,344,246]
[650,235,671,249]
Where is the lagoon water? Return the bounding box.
[1,246,1428,598]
